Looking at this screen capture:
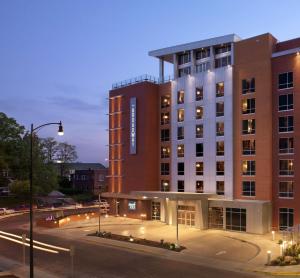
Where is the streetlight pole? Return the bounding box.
[98,192,101,234]
[29,121,63,278]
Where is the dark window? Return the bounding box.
[178,67,191,77]
[226,208,246,232]
[242,161,255,175]
[196,162,204,175]
[196,181,203,193]
[196,124,203,138]
[196,62,210,73]
[196,143,203,157]
[195,87,203,101]
[161,129,170,142]
[242,181,255,196]
[216,122,224,136]
[178,180,185,192]
[216,102,224,117]
[177,162,184,176]
[279,160,294,176]
[178,109,184,122]
[216,82,224,97]
[216,141,224,156]
[242,119,255,134]
[161,112,170,125]
[178,52,191,65]
[279,208,294,230]
[279,94,293,111]
[279,138,294,154]
[279,182,294,198]
[279,116,293,132]
[177,90,184,104]
[278,72,293,89]
[242,140,255,155]
[161,146,170,158]
[214,44,231,54]
[242,98,255,114]
[196,48,210,59]
[160,163,169,175]
[242,78,255,94]
[215,56,231,68]
[177,126,184,140]
[196,106,203,119]
[161,95,170,108]
[216,161,224,175]
[161,180,170,191]
[177,144,184,157]
[216,181,224,195]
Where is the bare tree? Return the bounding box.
[41,137,58,163]
[55,142,78,176]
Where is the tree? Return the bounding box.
[40,137,58,163]
[9,180,31,199]
[56,142,78,176]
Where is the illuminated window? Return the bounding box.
[161,180,170,192]
[161,95,170,108]
[242,98,255,114]
[196,162,204,175]
[279,116,293,132]
[161,112,170,125]
[278,72,293,89]
[242,78,255,94]
[242,181,255,197]
[216,102,224,117]
[177,162,184,175]
[196,143,203,157]
[216,161,224,176]
[177,180,185,192]
[196,124,203,138]
[177,144,184,158]
[161,147,170,159]
[177,90,184,104]
[177,126,184,140]
[216,122,224,136]
[196,181,204,193]
[279,182,293,198]
[279,160,294,176]
[242,119,255,135]
[279,94,293,111]
[195,87,203,101]
[279,208,294,231]
[216,141,224,156]
[242,140,255,155]
[216,82,224,97]
[178,109,184,122]
[279,138,293,154]
[195,106,203,120]
[216,181,224,195]
[242,161,255,176]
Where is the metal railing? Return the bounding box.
[112,74,173,89]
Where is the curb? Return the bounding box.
[252,270,300,276]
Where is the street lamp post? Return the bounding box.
[29,121,63,278]
[98,192,101,234]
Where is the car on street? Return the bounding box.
[0,208,15,215]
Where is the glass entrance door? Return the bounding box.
[177,205,196,227]
[151,202,161,220]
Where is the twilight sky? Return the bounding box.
[0,0,299,165]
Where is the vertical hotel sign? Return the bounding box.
[130,97,137,154]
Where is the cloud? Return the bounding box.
[49,96,99,111]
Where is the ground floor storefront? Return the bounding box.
[102,192,272,234]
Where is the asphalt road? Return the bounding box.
[0,213,263,278]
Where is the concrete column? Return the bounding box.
[210,46,214,70]
[173,53,178,79]
[231,42,234,65]
[159,58,164,82]
[198,199,209,229]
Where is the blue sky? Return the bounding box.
[0,0,299,164]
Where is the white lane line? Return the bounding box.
[0,235,59,254]
[0,231,70,252]
[216,250,227,256]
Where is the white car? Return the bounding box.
[0,208,15,215]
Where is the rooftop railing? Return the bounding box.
[112,74,173,90]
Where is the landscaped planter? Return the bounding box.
[88,231,186,252]
[268,242,300,266]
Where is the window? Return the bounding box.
[279,138,294,154]
[216,141,224,156]
[242,181,255,196]
[242,161,255,175]
[161,112,170,125]
[177,90,184,104]
[195,106,203,120]
[278,72,293,89]
[177,144,184,157]
[178,180,185,192]
[178,109,184,122]
[216,161,224,175]
[226,208,246,232]
[216,122,224,136]
[161,180,170,191]
[196,143,203,157]
[178,52,191,65]
[195,87,203,101]
[161,163,169,175]
[242,98,255,114]
[196,162,204,175]
[216,82,224,97]
[215,56,231,68]
[279,94,293,111]
[242,119,255,134]
[279,116,293,132]
[216,181,224,195]
[177,126,184,140]
[215,44,231,54]
[242,140,255,155]
[279,208,294,231]
[161,129,170,142]
[177,162,184,175]
[196,62,210,73]
[196,48,210,59]
[216,102,224,117]
[279,160,294,176]
[196,181,204,193]
[161,147,170,158]
[161,95,170,108]
[279,181,294,198]
[196,124,203,138]
[242,78,255,94]
[178,67,191,77]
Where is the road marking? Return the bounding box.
[0,231,70,252]
[216,250,227,256]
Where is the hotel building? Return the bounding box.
[104,33,300,234]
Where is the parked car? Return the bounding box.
[0,208,15,215]
[92,199,110,208]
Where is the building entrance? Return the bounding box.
[178,205,196,227]
[151,202,161,220]
[208,207,224,229]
